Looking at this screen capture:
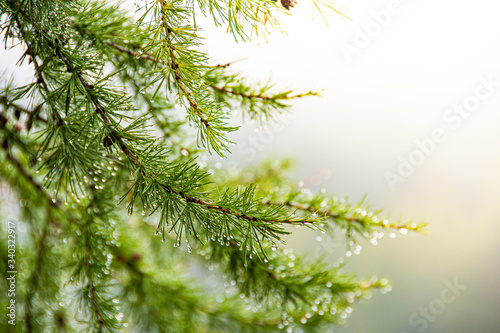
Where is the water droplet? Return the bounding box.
[400,228,408,235]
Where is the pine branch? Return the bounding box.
[193,0,281,40]
[0,1,424,332]
[261,186,426,250]
[153,0,237,155]
[267,200,423,231]
[160,14,210,130]
[114,249,282,331]
[210,84,308,101]
[200,234,391,326]
[0,110,119,332]
[71,186,122,333]
[104,40,159,62]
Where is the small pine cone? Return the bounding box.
[280,0,296,10]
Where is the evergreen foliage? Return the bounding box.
[0,0,425,332]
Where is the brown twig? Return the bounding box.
[264,200,418,230]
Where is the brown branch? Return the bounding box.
[210,85,276,101]
[274,201,361,222]
[104,40,160,62]
[209,57,248,68]
[169,187,316,225]
[209,85,315,102]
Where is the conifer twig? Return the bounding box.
[264,200,420,230]
[210,84,316,102]
[159,5,210,129]
[104,40,160,62]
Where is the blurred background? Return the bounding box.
[2,0,500,331]
[198,0,500,332]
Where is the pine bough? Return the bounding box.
[0,1,425,332]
